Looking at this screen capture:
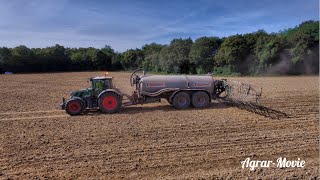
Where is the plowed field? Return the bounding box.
[0,72,318,179]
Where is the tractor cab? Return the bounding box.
[90,76,113,97]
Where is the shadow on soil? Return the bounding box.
[82,101,229,116]
[220,98,290,119]
[81,100,289,119]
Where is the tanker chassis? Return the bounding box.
[60,69,231,116]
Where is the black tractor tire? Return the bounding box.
[192,91,210,108]
[166,97,172,105]
[73,97,87,112]
[65,99,84,116]
[172,92,191,109]
[98,92,122,114]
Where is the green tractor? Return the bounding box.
[61,76,122,116]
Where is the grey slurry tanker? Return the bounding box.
[61,69,261,116]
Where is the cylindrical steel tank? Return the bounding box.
[139,75,215,93]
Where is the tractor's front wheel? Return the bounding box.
[98,92,122,114]
[65,99,84,116]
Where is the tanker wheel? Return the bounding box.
[172,92,191,109]
[66,99,84,116]
[98,92,121,114]
[192,91,210,108]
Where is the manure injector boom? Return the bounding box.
[61,69,263,116]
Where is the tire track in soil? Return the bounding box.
[2,118,316,172]
[6,144,317,177]
[4,139,317,178]
[0,110,67,121]
[0,110,64,115]
[2,117,317,155]
[66,119,317,148]
[5,132,317,171]
[0,115,69,121]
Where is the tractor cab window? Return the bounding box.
[94,80,104,90]
[91,79,112,96]
[104,80,112,89]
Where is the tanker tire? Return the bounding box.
[172,92,191,109]
[98,92,121,114]
[192,91,210,108]
[65,99,84,116]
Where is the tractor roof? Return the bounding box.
[91,76,113,80]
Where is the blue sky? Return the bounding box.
[0,0,318,52]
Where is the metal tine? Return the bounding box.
[220,80,289,119]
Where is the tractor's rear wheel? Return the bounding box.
[66,99,84,116]
[98,92,121,113]
[172,92,190,109]
[192,91,210,108]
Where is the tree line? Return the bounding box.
[0,20,318,75]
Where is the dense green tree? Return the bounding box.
[281,21,319,74]
[9,45,35,72]
[142,43,164,72]
[286,21,319,64]
[159,38,193,74]
[122,49,144,70]
[111,53,124,70]
[100,45,115,70]
[189,37,221,74]
[214,35,250,74]
[0,47,12,72]
[254,35,286,74]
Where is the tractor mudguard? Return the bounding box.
[60,97,85,109]
[98,89,123,99]
[64,97,87,111]
[168,90,181,104]
[71,97,86,106]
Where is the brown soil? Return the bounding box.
[0,72,318,179]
